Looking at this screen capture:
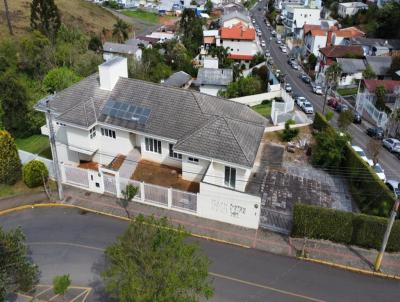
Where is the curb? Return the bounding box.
[0,203,250,249]
[298,257,400,281]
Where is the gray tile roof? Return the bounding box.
[365,56,392,76]
[103,42,139,54]
[221,10,250,24]
[351,37,400,49]
[195,68,233,86]
[336,58,366,74]
[38,74,266,167]
[162,71,192,87]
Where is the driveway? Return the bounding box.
[1,207,400,302]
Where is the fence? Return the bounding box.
[356,93,388,128]
[144,183,169,206]
[103,173,117,195]
[271,91,295,125]
[18,150,55,178]
[171,189,197,212]
[64,165,89,188]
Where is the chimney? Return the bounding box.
[98,56,128,91]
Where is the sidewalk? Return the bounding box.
[60,186,400,277]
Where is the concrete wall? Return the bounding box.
[338,72,362,87]
[197,182,261,229]
[200,85,222,96]
[182,156,210,182]
[221,40,258,56]
[230,90,281,106]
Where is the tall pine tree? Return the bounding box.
[30,0,61,41]
[0,130,22,185]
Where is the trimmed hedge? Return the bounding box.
[292,204,400,252]
[312,112,332,132]
[22,160,49,188]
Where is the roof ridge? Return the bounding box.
[222,117,252,166]
[175,116,219,146]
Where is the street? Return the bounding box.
[251,1,400,182]
[1,207,399,302]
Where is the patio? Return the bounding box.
[132,160,200,193]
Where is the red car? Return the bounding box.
[327,97,341,109]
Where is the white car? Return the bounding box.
[281,47,287,53]
[257,31,262,36]
[261,41,266,47]
[276,39,281,44]
[313,85,323,95]
[301,101,314,114]
[382,138,400,153]
[295,96,306,106]
[265,50,271,57]
[252,19,256,23]
[351,145,373,166]
[373,163,386,182]
[291,63,300,70]
[284,83,292,92]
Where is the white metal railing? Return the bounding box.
[356,93,389,128]
[64,165,89,188]
[171,189,197,212]
[144,182,169,206]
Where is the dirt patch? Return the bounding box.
[132,160,199,193]
[78,161,99,171]
[107,154,126,171]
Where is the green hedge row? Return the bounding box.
[292,203,400,252]
[312,112,395,217]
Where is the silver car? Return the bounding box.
[383,138,400,153]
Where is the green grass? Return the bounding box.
[15,135,52,159]
[337,87,358,96]
[252,101,272,117]
[122,9,160,24]
[0,180,56,198]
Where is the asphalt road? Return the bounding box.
[251,2,400,182]
[1,207,399,302]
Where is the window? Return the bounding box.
[169,144,182,160]
[188,157,199,164]
[101,127,116,139]
[89,126,96,139]
[145,137,162,154]
[224,166,236,188]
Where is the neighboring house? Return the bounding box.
[203,29,219,50]
[365,56,393,80]
[35,57,266,228]
[145,31,175,43]
[219,23,259,63]
[283,4,321,38]
[336,58,366,87]
[337,2,368,17]
[220,10,251,27]
[222,2,247,15]
[316,45,364,73]
[103,41,148,61]
[348,37,400,56]
[162,71,192,88]
[195,68,233,96]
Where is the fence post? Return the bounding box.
[115,172,121,198]
[140,182,145,202]
[168,187,172,209]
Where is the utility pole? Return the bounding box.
[3,0,14,35]
[374,198,400,271]
[322,83,330,114]
[46,99,64,201]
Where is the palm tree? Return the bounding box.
[322,62,342,113]
[3,0,14,35]
[112,19,130,43]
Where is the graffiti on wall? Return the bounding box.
[211,199,247,219]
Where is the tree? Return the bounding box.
[208,46,233,68]
[375,85,387,112]
[0,130,22,185]
[205,0,213,14]
[281,119,299,142]
[219,76,264,98]
[53,274,71,300]
[252,65,269,80]
[322,62,342,113]
[117,184,138,218]
[306,53,317,71]
[337,110,353,131]
[325,111,334,122]
[250,52,265,68]
[388,56,400,80]
[44,67,81,93]
[30,0,61,41]
[179,9,203,55]
[362,64,376,80]
[367,138,382,165]
[88,35,103,53]
[22,160,49,188]
[102,215,214,302]
[0,226,39,301]
[3,0,13,35]
[0,72,30,137]
[112,19,130,43]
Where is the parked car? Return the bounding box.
[351,145,373,166]
[383,138,400,153]
[280,46,287,53]
[301,101,314,114]
[313,85,323,95]
[353,112,362,124]
[327,97,340,109]
[261,40,266,47]
[288,58,295,65]
[284,83,292,92]
[271,31,276,37]
[366,127,384,139]
[252,19,256,23]
[336,104,349,113]
[291,63,300,70]
[373,163,386,182]
[265,50,271,57]
[385,180,400,197]
[276,39,281,44]
[300,73,310,84]
[295,96,306,106]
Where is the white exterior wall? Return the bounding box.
[223,18,250,27]
[181,156,210,182]
[222,40,258,56]
[338,72,362,87]
[55,125,79,165]
[197,182,261,229]
[103,50,142,62]
[286,6,321,36]
[305,34,327,56]
[204,57,219,69]
[200,85,223,96]
[139,135,182,168]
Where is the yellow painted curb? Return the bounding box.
[298,257,400,281]
[0,203,250,249]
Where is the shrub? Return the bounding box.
[312,112,332,131]
[281,119,299,142]
[0,130,22,185]
[22,160,49,188]
[292,204,400,252]
[324,111,334,121]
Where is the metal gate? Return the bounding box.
[103,173,117,195]
[259,208,292,235]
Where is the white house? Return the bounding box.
[35,57,266,229]
[336,58,366,87]
[284,4,321,38]
[103,39,150,61]
[337,2,368,17]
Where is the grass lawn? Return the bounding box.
[122,9,160,24]
[0,180,57,198]
[337,87,358,96]
[252,101,272,117]
[15,135,52,159]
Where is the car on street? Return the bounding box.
[295,96,306,106]
[313,85,323,95]
[373,163,386,182]
[351,145,373,166]
[291,63,300,70]
[280,46,287,53]
[261,40,266,47]
[383,138,400,153]
[300,73,311,84]
[265,50,271,57]
[276,38,281,44]
[353,112,362,124]
[366,127,384,139]
[327,97,340,109]
[336,103,349,113]
[271,30,276,37]
[301,101,314,114]
[284,83,292,92]
[288,57,296,65]
[385,180,400,197]
[252,19,256,23]
[257,31,262,36]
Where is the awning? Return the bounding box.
[69,145,98,156]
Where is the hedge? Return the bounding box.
[292,204,400,252]
[312,112,333,132]
[22,160,49,188]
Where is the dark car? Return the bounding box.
[327,97,340,109]
[366,127,384,139]
[336,104,349,113]
[300,73,310,84]
[353,112,362,124]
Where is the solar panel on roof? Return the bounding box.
[120,103,129,111]
[101,100,151,125]
[114,102,122,109]
[128,105,136,113]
